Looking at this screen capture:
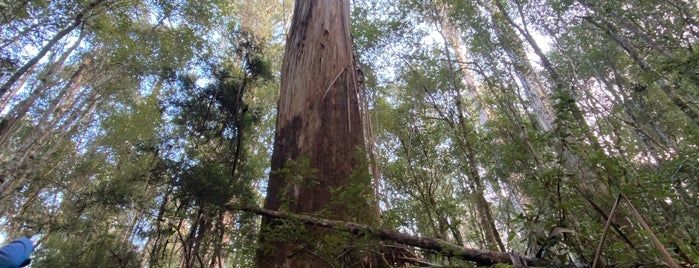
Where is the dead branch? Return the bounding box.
[229,204,587,267]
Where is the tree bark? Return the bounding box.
[256,0,379,267]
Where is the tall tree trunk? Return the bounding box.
[0,84,42,146]
[208,211,235,268]
[486,5,555,131]
[0,30,86,148]
[601,66,665,163]
[257,0,379,267]
[490,0,603,151]
[0,14,83,98]
[584,17,699,128]
[475,1,646,255]
[455,110,506,252]
[437,13,490,125]
[428,5,505,252]
[0,65,33,111]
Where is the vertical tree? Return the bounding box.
[257,0,379,267]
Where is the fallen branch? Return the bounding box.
[229,204,586,267]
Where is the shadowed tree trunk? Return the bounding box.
[256,0,379,267]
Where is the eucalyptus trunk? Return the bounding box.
[586,17,699,128]
[433,9,504,252]
[256,0,379,267]
[487,1,644,254]
[0,0,95,98]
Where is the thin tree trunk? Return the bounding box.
[436,12,490,125]
[208,211,235,268]
[492,0,604,152]
[425,4,505,252]
[147,184,174,267]
[603,67,664,162]
[0,28,86,147]
[0,81,43,147]
[475,1,647,254]
[0,66,33,111]
[37,35,87,124]
[486,2,555,131]
[585,17,699,128]
[458,121,506,252]
[0,15,83,98]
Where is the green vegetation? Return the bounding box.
[0,0,697,267]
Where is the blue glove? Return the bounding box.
[0,238,33,268]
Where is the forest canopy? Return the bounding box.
[0,0,697,267]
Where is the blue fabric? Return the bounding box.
[0,238,33,268]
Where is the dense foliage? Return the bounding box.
[0,0,697,267]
